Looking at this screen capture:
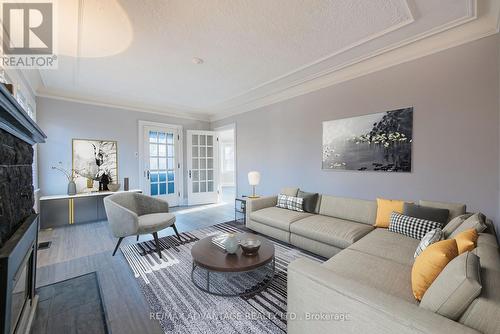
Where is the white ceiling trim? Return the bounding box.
[210,11,498,122]
[209,0,478,119]
[216,1,414,105]
[36,89,210,122]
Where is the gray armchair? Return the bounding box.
[103,192,180,257]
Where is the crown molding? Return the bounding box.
[36,89,210,122]
[209,1,500,122]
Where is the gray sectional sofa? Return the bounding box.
[245,188,500,334]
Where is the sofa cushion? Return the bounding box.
[249,207,312,231]
[375,198,405,228]
[443,213,474,238]
[276,194,304,212]
[449,213,487,238]
[412,239,459,301]
[389,212,442,240]
[319,195,377,225]
[419,200,466,222]
[420,252,482,320]
[459,263,500,334]
[403,203,449,225]
[414,228,443,258]
[137,213,175,234]
[280,187,299,196]
[322,249,416,303]
[472,234,500,272]
[454,228,479,254]
[349,228,419,266]
[477,232,499,249]
[297,190,319,213]
[290,215,373,249]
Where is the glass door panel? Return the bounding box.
[143,125,180,206]
[187,131,219,205]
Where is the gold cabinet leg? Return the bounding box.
[68,199,75,224]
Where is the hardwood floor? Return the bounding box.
[35,201,235,334]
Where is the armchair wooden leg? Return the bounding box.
[152,232,162,259]
[172,223,181,241]
[136,235,139,241]
[112,237,124,256]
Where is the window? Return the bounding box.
[222,143,234,172]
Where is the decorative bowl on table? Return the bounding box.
[107,183,121,192]
[240,238,261,256]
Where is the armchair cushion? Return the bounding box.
[138,213,176,234]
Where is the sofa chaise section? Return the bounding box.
[288,257,481,334]
[288,230,500,334]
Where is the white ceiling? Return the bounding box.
[36,0,499,121]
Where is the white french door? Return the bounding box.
[187,130,219,205]
[141,124,182,206]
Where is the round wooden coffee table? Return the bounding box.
[191,233,275,297]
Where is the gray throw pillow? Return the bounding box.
[442,213,474,238]
[449,213,487,238]
[414,228,443,258]
[404,203,449,225]
[297,190,319,213]
[419,200,466,222]
[420,252,482,320]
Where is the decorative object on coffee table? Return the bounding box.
[247,171,261,198]
[223,233,239,254]
[240,238,261,255]
[322,107,413,172]
[191,233,275,297]
[73,139,118,193]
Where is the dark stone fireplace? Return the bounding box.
[0,84,46,334]
[0,128,35,246]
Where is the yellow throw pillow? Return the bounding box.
[375,198,405,228]
[454,228,478,254]
[412,239,458,301]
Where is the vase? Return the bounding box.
[224,234,240,254]
[67,181,77,195]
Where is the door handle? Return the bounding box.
[147,170,150,180]
[189,170,192,178]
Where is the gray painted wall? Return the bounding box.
[36,97,209,198]
[212,35,500,231]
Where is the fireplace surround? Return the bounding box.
[0,84,46,334]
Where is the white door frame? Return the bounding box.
[138,120,184,204]
[214,123,237,197]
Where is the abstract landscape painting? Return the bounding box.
[322,107,413,172]
[72,139,118,192]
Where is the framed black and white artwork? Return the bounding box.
[72,139,118,193]
[322,107,413,172]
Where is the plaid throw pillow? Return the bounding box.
[389,212,442,240]
[414,228,443,258]
[276,194,304,212]
[276,194,288,209]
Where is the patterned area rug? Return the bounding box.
[121,222,322,334]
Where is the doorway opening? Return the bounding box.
[215,125,236,204]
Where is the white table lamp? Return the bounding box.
[247,171,261,198]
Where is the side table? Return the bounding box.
[235,197,247,223]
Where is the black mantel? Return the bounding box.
[0,84,46,145]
